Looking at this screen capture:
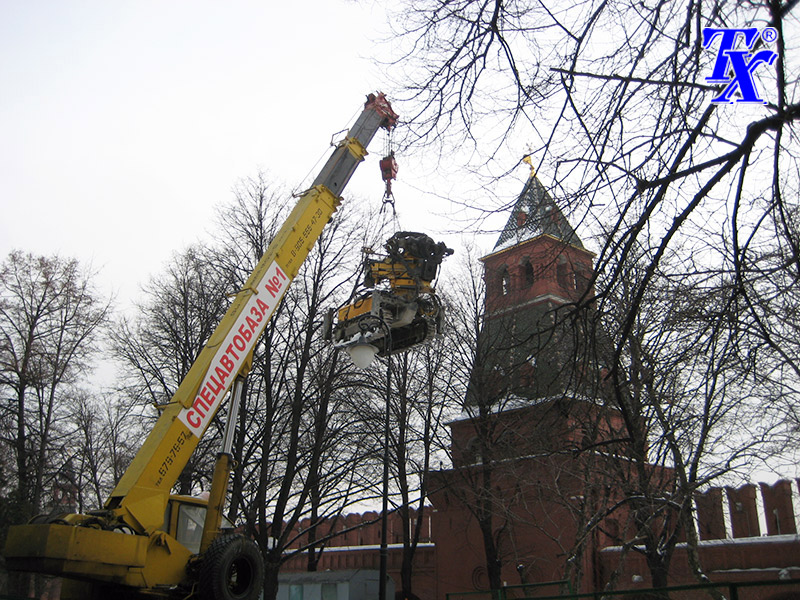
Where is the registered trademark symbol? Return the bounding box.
[761,27,778,43]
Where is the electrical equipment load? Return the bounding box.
[327,231,453,366]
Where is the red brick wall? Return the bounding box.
[481,235,595,317]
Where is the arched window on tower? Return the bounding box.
[575,263,590,295]
[556,258,568,289]
[556,257,576,290]
[523,261,535,287]
[500,268,511,295]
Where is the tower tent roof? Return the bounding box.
[494,172,584,251]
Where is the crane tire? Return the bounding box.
[200,534,264,600]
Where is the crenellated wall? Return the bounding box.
[695,480,799,540]
[279,482,800,600]
[598,479,800,594]
[283,506,434,551]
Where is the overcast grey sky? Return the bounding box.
[0,1,441,305]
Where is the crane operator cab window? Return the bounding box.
[176,504,206,554]
[168,498,235,554]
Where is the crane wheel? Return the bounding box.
[200,534,264,600]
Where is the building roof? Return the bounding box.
[494,171,584,251]
[278,569,380,584]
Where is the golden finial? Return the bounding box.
[522,153,535,177]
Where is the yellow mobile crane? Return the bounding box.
[4,94,404,600]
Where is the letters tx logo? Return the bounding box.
[702,27,779,104]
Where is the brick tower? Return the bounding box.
[472,164,596,404]
[433,165,617,597]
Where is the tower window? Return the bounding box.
[557,258,575,290]
[575,264,590,294]
[501,269,511,295]
[524,261,534,287]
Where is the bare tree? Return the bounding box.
[111,243,232,495]
[387,0,800,590]
[69,392,142,513]
[202,172,392,600]
[426,250,515,596]
[0,251,110,518]
[0,251,110,597]
[584,241,787,590]
[113,245,233,411]
[391,340,456,600]
[351,332,458,600]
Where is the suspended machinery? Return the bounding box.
[326,231,453,365]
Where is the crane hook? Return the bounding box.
[379,151,398,214]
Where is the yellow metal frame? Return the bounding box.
[337,296,374,322]
[4,520,191,589]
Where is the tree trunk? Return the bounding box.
[262,555,281,600]
[14,385,30,516]
[478,519,503,599]
[646,551,671,590]
[306,496,319,572]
